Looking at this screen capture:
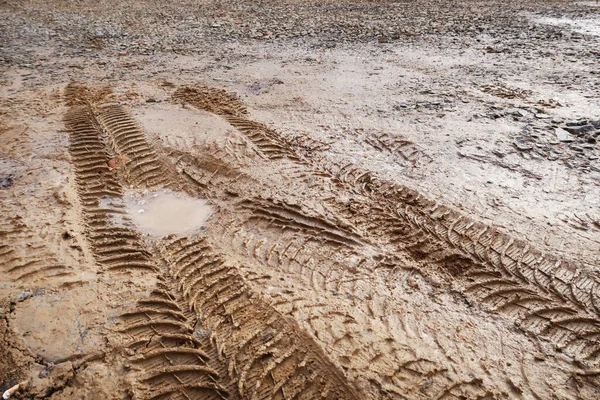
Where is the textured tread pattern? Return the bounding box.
[360,177,600,363]
[0,215,74,284]
[171,84,600,372]
[119,280,235,400]
[210,218,537,399]
[64,105,156,273]
[294,152,600,367]
[238,196,363,247]
[173,86,248,117]
[95,104,179,190]
[222,116,299,161]
[173,86,298,161]
[365,132,432,166]
[157,234,359,400]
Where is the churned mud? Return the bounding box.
[1,0,600,399]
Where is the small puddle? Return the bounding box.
[531,16,600,36]
[124,189,212,237]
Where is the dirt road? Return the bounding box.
[1,1,599,399]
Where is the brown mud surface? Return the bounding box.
[1,0,600,399]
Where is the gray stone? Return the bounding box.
[514,137,533,151]
[563,124,594,135]
[555,128,575,142]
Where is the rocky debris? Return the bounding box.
[507,118,600,171]
[2,0,600,61]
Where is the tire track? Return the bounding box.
[65,105,157,273]
[118,279,236,400]
[0,214,74,284]
[173,85,248,118]
[238,196,363,247]
[170,84,600,372]
[65,89,237,399]
[157,234,360,400]
[208,217,576,399]
[245,111,600,367]
[173,87,298,161]
[344,175,600,363]
[94,104,181,190]
[66,85,359,398]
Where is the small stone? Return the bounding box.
[563,124,594,135]
[16,289,32,302]
[514,137,533,151]
[555,128,575,142]
[516,109,533,118]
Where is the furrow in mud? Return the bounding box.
[172,85,600,370]
[94,104,180,190]
[157,234,360,400]
[0,215,74,284]
[118,280,236,400]
[64,105,155,273]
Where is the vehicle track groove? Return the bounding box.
[94,104,181,190]
[171,84,600,374]
[157,234,360,400]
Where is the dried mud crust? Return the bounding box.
[165,84,600,397]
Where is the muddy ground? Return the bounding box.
[1,0,600,399]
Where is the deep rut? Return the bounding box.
[157,235,359,400]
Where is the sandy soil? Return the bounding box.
[1,0,600,399]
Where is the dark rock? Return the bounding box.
[514,137,533,151]
[563,124,594,135]
[0,175,13,189]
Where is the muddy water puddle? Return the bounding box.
[531,15,600,36]
[123,189,212,237]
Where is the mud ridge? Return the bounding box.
[174,84,600,370]
[64,105,156,273]
[157,234,360,400]
[94,104,182,190]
